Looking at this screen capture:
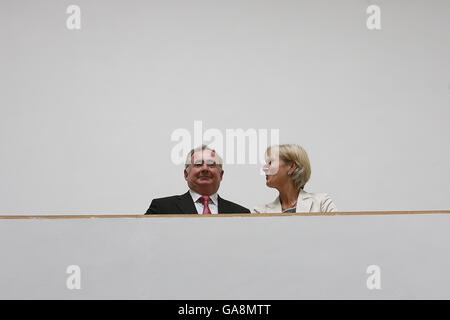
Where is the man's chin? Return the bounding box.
[196,182,214,187]
[191,182,219,195]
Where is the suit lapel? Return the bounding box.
[176,191,197,214]
[296,190,313,212]
[217,195,225,213]
[267,197,282,213]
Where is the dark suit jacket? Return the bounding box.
[146,191,250,214]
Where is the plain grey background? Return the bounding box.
[1,0,449,214]
[0,214,449,299]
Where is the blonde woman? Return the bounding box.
[253,144,336,214]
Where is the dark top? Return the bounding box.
[145,191,250,214]
[282,207,297,213]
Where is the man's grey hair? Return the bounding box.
[184,145,223,170]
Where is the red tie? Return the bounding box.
[200,195,211,214]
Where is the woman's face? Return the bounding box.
[263,154,291,189]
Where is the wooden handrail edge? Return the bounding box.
[0,210,449,219]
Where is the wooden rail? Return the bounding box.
[0,210,449,219]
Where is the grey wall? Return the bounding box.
[1,0,450,214]
[0,214,449,299]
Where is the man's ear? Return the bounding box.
[184,169,189,180]
[219,169,224,180]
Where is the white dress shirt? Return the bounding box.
[189,189,219,214]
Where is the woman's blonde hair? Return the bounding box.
[266,144,311,190]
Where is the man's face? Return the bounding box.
[184,149,224,196]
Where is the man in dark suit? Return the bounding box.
[146,145,250,215]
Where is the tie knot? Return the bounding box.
[199,195,210,204]
[198,195,212,215]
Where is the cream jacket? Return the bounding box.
[253,189,336,214]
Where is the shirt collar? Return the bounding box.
[189,189,218,205]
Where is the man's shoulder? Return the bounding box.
[218,196,250,214]
[146,192,192,214]
[151,193,188,203]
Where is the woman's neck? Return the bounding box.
[278,182,300,210]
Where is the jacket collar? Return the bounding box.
[177,191,221,214]
[267,189,313,213]
[188,189,219,206]
[176,191,198,214]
